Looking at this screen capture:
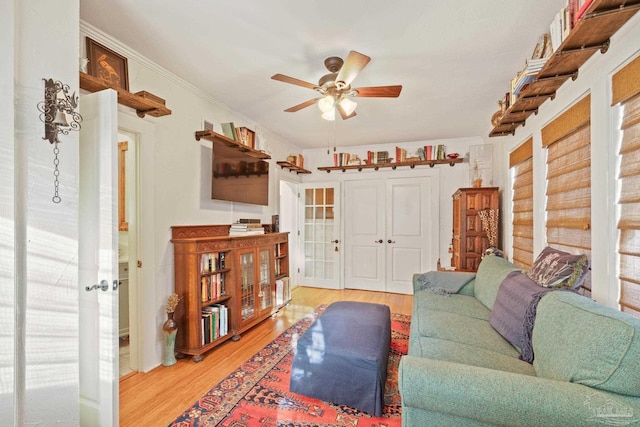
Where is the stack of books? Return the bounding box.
[511,58,547,101]
[229,219,265,236]
[201,304,228,345]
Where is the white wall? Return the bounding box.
[302,136,492,268]
[493,13,640,308]
[3,0,81,425]
[80,23,306,370]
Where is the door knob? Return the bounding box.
[388,239,396,244]
[375,239,383,243]
[331,239,339,244]
[85,279,109,292]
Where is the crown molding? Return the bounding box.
[80,21,235,115]
[79,21,292,149]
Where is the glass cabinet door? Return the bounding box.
[259,248,272,311]
[240,251,255,321]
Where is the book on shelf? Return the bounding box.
[229,222,265,235]
[200,274,225,302]
[234,127,255,148]
[575,0,594,22]
[201,304,228,345]
[395,146,407,163]
[512,58,547,95]
[201,252,225,273]
[221,122,237,141]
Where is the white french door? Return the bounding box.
[345,176,437,294]
[79,89,119,426]
[299,182,342,289]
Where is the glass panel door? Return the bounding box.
[300,182,341,289]
[258,248,272,311]
[240,250,255,321]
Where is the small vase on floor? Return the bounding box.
[162,312,178,366]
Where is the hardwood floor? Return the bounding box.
[119,286,413,426]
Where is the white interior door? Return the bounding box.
[386,177,433,294]
[79,89,119,426]
[300,183,341,289]
[344,176,436,294]
[344,180,386,291]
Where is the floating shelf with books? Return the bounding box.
[318,158,463,173]
[276,161,311,174]
[79,72,172,118]
[195,130,271,160]
[489,0,640,137]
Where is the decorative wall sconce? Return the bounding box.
[37,78,83,203]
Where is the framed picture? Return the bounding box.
[86,37,129,91]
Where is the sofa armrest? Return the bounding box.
[412,271,475,295]
[399,356,640,426]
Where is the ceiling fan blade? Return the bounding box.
[271,73,318,90]
[353,85,403,98]
[335,51,371,87]
[284,98,319,112]
[337,104,357,120]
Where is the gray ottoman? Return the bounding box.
[290,301,391,416]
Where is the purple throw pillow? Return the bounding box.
[526,246,589,289]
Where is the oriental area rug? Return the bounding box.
[168,305,410,427]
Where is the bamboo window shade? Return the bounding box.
[542,95,591,295]
[510,138,534,269]
[614,55,640,316]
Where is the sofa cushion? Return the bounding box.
[474,255,520,310]
[415,309,519,357]
[411,336,536,376]
[526,246,589,288]
[533,291,640,397]
[414,291,491,321]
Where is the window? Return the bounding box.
[613,55,640,316]
[541,95,591,295]
[510,138,534,269]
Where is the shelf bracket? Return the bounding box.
[536,70,579,83]
[584,3,640,20]
[557,39,610,56]
[510,107,539,116]
[521,92,556,102]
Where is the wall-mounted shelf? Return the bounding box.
[318,158,463,173]
[213,171,267,178]
[195,130,271,160]
[489,0,640,137]
[79,72,172,118]
[276,161,311,174]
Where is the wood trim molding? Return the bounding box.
[612,54,640,105]
[542,94,591,148]
[509,137,533,168]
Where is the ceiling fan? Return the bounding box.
[271,51,402,120]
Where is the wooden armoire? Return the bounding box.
[451,187,500,271]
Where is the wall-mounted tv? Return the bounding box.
[211,141,269,206]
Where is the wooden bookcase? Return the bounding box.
[451,188,500,272]
[171,225,290,362]
[490,0,639,137]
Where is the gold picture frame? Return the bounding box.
[86,37,129,91]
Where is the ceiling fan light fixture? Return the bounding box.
[321,109,335,121]
[318,95,335,113]
[339,97,357,116]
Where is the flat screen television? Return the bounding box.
[211,141,269,206]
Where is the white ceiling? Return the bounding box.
[79,0,566,149]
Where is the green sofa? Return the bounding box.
[399,255,640,426]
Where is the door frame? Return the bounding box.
[298,181,342,289]
[116,109,157,373]
[342,169,440,293]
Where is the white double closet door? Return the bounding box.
[344,175,438,294]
